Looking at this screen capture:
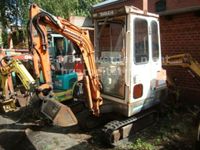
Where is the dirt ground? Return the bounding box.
[0,98,199,150]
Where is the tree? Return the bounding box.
[0,0,103,47]
[73,0,104,16]
[0,0,30,47]
[0,0,30,28]
[33,0,103,18]
[0,0,103,28]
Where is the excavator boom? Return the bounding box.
[0,57,35,112]
[28,4,103,126]
[163,53,200,86]
[163,53,200,78]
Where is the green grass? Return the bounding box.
[129,101,199,150]
[132,138,155,150]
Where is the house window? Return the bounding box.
[155,0,166,12]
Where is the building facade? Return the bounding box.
[156,0,200,102]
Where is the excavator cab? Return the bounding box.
[93,5,167,117]
[48,34,68,59]
[47,33,78,102]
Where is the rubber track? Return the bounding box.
[102,111,156,145]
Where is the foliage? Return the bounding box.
[128,103,199,150]
[0,0,103,27]
[0,0,103,47]
[0,0,30,47]
[132,138,155,150]
[2,31,8,48]
[32,0,103,18]
[0,32,2,46]
[0,0,29,28]
[0,0,11,28]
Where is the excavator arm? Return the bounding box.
[0,58,35,97]
[28,4,102,121]
[0,57,36,112]
[163,53,200,85]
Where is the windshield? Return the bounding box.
[96,16,126,98]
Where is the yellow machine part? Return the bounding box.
[0,59,35,112]
[0,99,16,112]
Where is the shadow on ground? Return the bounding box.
[0,131,36,150]
[0,97,199,150]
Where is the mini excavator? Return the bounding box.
[27,2,167,144]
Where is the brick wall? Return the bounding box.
[166,0,200,10]
[94,0,200,13]
[160,11,200,102]
[160,12,200,61]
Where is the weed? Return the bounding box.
[132,138,155,150]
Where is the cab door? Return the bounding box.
[149,19,163,98]
[130,16,160,114]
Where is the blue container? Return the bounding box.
[54,72,77,90]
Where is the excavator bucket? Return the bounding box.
[41,100,78,127]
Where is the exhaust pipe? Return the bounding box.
[143,0,148,14]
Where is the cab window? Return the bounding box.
[134,18,149,64]
[151,21,159,61]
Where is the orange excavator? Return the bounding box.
[28,4,102,126]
